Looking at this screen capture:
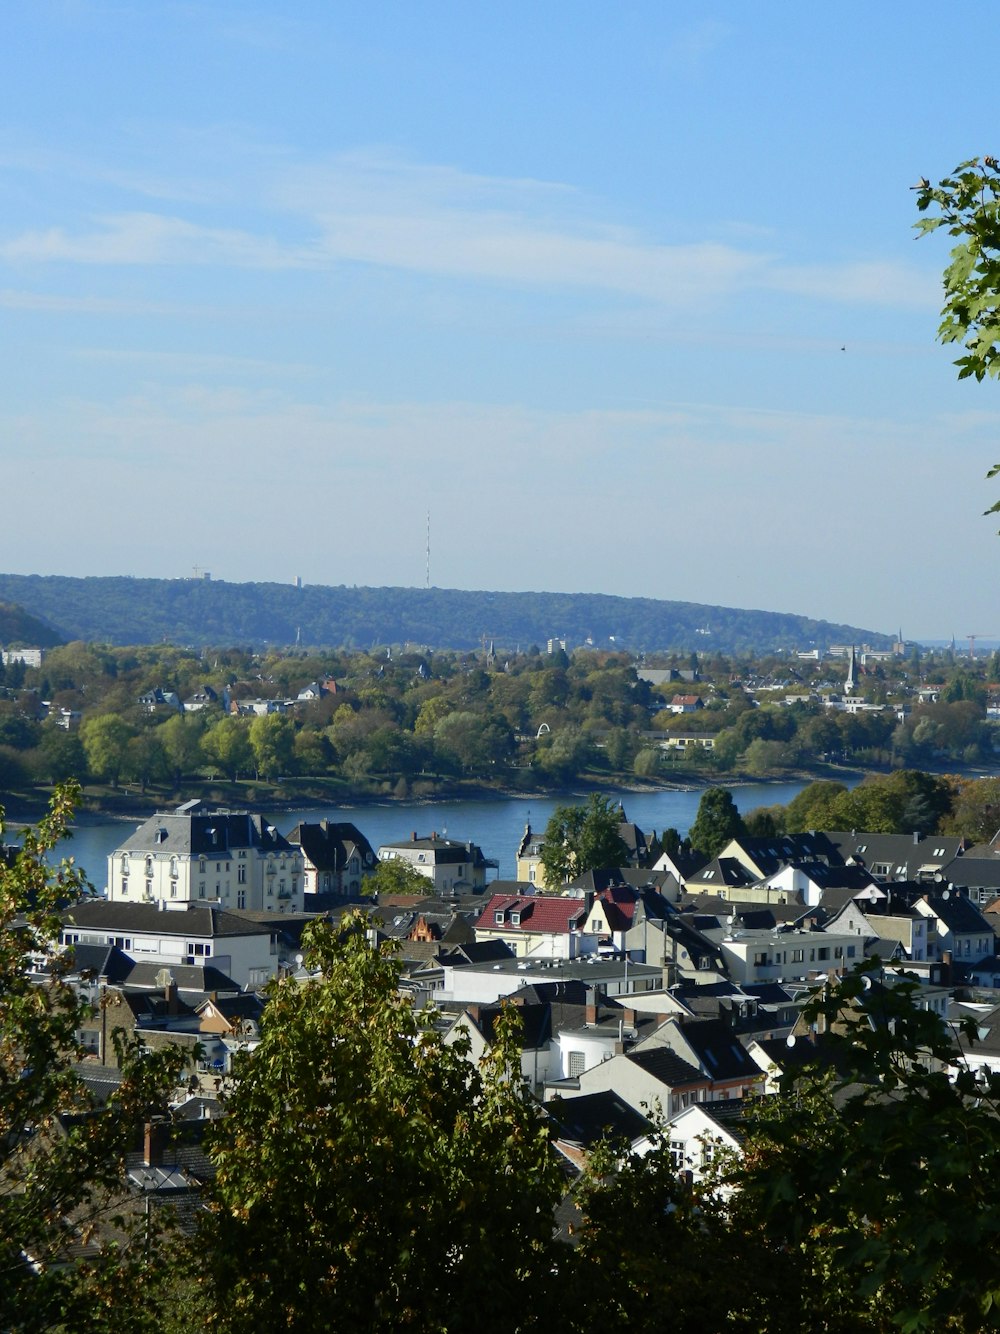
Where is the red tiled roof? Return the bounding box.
[475,893,587,935]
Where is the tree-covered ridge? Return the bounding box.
[0,601,63,649]
[0,573,889,654]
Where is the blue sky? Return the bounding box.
[1,2,996,640]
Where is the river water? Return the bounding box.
[40,781,815,893]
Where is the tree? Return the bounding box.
[916,159,1000,522]
[159,712,205,786]
[540,793,629,884]
[80,713,135,787]
[0,785,185,1331]
[688,786,746,859]
[570,963,1000,1332]
[248,713,296,780]
[200,914,563,1332]
[916,158,1000,383]
[201,716,253,781]
[364,856,431,898]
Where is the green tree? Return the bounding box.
[159,713,205,786]
[782,779,849,833]
[201,716,253,781]
[540,793,629,884]
[201,914,563,1332]
[364,856,431,897]
[688,786,746,859]
[0,785,185,1331]
[248,713,296,780]
[80,712,136,788]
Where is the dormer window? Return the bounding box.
[494,911,505,925]
[510,911,521,926]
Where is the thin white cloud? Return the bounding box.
[0,212,317,268]
[0,145,935,311]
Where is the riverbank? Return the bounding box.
[0,761,872,830]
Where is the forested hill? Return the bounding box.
[0,574,889,654]
[0,601,64,648]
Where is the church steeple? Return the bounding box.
[845,645,858,695]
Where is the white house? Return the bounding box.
[378,832,494,894]
[107,802,304,914]
[59,900,286,989]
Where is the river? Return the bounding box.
[39,780,817,893]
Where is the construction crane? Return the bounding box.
[967,634,1000,660]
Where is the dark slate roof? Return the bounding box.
[544,1090,653,1148]
[940,853,1000,893]
[378,835,491,867]
[469,1002,552,1051]
[672,1018,762,1082]
[626,1047,707,1089]
[123,961,243,994]
[66,942,134,984]
[61,900,277,938]
[696,1097,751,1142]
[924,893,995,935]
[686,857,758,891]
[438,940,517,966]
[821,830,964,878]
[286,820,376,872]
[116,807,294,857]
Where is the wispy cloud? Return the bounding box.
[0,145,934,311]
[0,212,317,268]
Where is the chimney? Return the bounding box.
[411,831,417,842]
[143,1119,165,1168]
[165,980,178,1015]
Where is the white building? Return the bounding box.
[107,801,304,914]
[377,832,494,894]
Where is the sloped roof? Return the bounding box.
[61,900,276,938]
[116,809,294,857]
[627,1047,707,1089]
[286,820,375,872]
[475,893,587,935]
[544,1090,653,1148]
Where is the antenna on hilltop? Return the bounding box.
[425,510,431,589]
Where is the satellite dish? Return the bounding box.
[294,953,304,966]
[860,975,872,991]
[786,1034,796,1048]
[942,890,951,901]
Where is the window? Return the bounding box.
[753,952,768,966]
[237,890,246,909]
[847,945,856,957]
[199,859,206,873]
[568,1051,586,1077]
[170,857,178,879]
[834,946,843,958]
[510,911,521,926]
[238,864,246,884]
[145,856,153,875]
[120,879,128,896]
[495,912,504,925]
[199,883,206,899]
[817,947,830,961]
[669,1139,686,1169]
[792,949,804,963]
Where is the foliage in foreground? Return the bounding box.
[0,785,185,1333]
[200,914,564,1333]
[572,962,1000,1333]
